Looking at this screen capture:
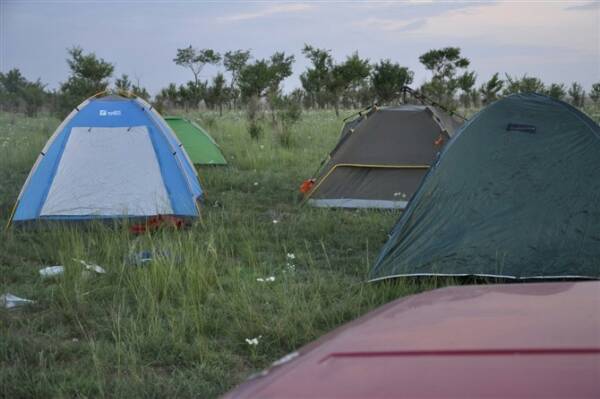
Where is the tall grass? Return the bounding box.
[2,103,599,398]
[0,110,432,398]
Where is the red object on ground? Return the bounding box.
[129,215,186,234]
[222,282,600,399]
[299,179,316,194]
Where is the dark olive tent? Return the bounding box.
[165,117,227,165]
[370,93,600,281]
[304,105,462,209]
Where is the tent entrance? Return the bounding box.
[306,164,430,210]
[40,126,173,217]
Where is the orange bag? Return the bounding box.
[299,179,316,194]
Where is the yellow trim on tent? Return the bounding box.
[196,172,208,200]
[194,198,203,221]
[91,90,108,98]
[5,200,18,229]
[91,89,138,99]
[303,163,430,203]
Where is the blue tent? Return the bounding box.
[10,94,203,224]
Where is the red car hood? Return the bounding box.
[223,281,600,398]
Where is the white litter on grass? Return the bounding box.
[39,266,65,279]
[245,335,262,346]
[40,260,106,280]
[272,219,278,224]
[1,293,35,309]
[74,259,106,274]
[285,263,296,273]
[256,276,276,283]
[285,253,296,273]
[254,182,259,186]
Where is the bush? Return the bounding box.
[246,95,262,140]
[248,122,263,140]
[274,96,302,147]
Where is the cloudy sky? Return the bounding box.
[1,0,599,95]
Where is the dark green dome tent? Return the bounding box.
[370,93,600,281]
[165,117,227,165]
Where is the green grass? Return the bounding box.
[0,110,439,398]
[2,103,599,398]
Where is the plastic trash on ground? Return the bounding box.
[127,250,156,266]
[39,266,65,279]
[1,293,35,309]
[74,259,106,274]
[40,260,107,280]
[127,249,177,266]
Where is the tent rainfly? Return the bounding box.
[9,94,203,225]
[303,105,463,209]
[370,93,600,281]
[165,117,227,165]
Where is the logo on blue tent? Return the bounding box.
[99,109,122,116]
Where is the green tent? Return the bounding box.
[165,117,227,165]
[370,93,600,281]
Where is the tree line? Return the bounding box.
[1,45,600,119]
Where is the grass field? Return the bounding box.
[0,109,444,398]
[2,104,599,398]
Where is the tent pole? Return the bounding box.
[5,200,18,230]
[400,86,467,121]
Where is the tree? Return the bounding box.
[568,82,585,107]
[590,82,600,104]
[20,79,47,116]
[114,74,149,100]
[154,83,180,112]
[479,73,504,105]
[238,52,294,101]
[469,89,481,109]
[371,59,414,104]
[0,69,47,116]
[419,47,469,78]
[115,74,132,92]
[0,69,26,112]
[238,59,273,99]
[419,47,471,109]
[207,73,228,115]
[273,94,302,147]
[57,46,114,116]
[238,59,271,139]
[224,49,251,87]
[266,52,295,122]
[238,52,295,139]
[224,49,251,108]
[173,46,221,107]
[131,84,150,101]
[545,83,566,101]
[457,70,477,109]
[177,80,206,110]
[300,44,333,108]
[355,80,374,108]
[503,74,545,95]
[327,52,370,115]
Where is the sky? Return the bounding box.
[1,0,599,96]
